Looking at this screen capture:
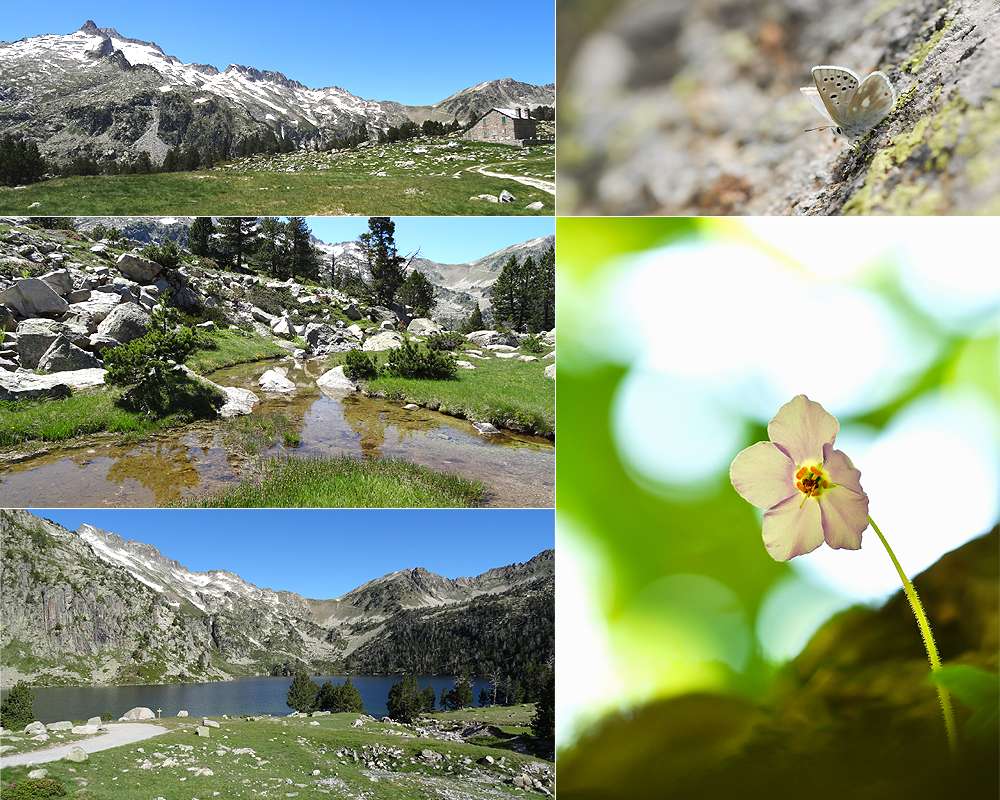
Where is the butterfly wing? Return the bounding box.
[799,86,834,124]
[811,66,861,126]
[841,71,896,137]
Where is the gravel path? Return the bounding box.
[467,165,556,195]
[0,723,169,767]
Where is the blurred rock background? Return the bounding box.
[557,0,999,214]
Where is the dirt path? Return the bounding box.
[466,164,556,195]
[0,723,169,767]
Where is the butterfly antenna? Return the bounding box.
[803,125,836,133]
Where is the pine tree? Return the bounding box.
[531,245,555,332]
[360,217,407,307]
[530,667,554,756]
[0,134,47,186]
[256,217,290,278]
[286,216,318,281]
[421,686,437,712]
[338,678,364,713]
[188,217,215,257]
[442,675,473,710]
[460,305,485,334]
[398,270,436,317]
[286,671,319,713]
[386,675,424,723]
[0,681,34,730]
[218,217,256,270]
[489,255,521,329]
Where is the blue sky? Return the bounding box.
[307,217,554,263]
[3,1,554,104]
[33,509,554,598]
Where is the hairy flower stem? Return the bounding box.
[868,515,957,753]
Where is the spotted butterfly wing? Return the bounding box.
[799,86,834,125]
[840,71,896,137]
[811,66,861,127]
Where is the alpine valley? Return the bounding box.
[0,509,555,688]
[0,21,555,164]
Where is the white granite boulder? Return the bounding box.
[0,278,68,317]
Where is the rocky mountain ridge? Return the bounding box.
[0,21,555,166]
[0,509,555,687]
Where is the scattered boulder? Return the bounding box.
[518,355,539,362]
[494,352,519,359]
[27,768,48,779]
[37,336,102,373]
[64,746,89,763]
[196,726,210,738]
[478,755,495,766]
[0,368,106,401]
[39,269,74,296]
[116,252,163,283]
[23,721,46,736]
[119,706,155,721]
[473,194,500,203]
[486,344,517,352]
[218,387,259,418]
[87,334,122,355]
[0,277,69,317]
[96,302,150,345]
[466,330,517,348]
[316,366,358,396]
[406,318,442,336]
[86,716,103,726]
[544,363,556,380]
[71,724,100,735]
[343,303,363,321]
[201,718,221,729]
[46,721,73,731]
[271,316,293,338]
[258,368,296,393]
[177,710,189,718]
[526,201,545,210]
[362,330,404,352]
[421,749,442,762]
[16,318,65,368]
[499,189,516,202]
[65,292,122,330]
[473,421,501,436]
[455,360,476,370]
[304,322,339,351]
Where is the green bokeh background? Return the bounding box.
[556,217,1000,743]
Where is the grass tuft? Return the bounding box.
[188,455,485,508]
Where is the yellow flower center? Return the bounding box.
[795,464,831,499]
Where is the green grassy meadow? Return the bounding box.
[0,140,554,216]
[360,356,556,438]
[0,712,552,800]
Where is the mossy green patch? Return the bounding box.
[901,16,953,74]
[843,89,999,215]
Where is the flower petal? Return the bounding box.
[730,441,796,509]
[820,486,869,550]
[761,494,824,562]
[767,395,839,465]
[822,444,865,495]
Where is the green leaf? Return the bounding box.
[932,665,999,740]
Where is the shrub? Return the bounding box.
[316,678,364,713]
[104,311,222,417]
[0,681,34,730]
[521,334,547,354]
[0,778,67,799]
[140,240,182,270]
[386,675,424,723]
[0,134,46,186]
[343,349,379,381]
[384,341,456,380]
[286,671,319,713]
[247,284,296,316]
[425,331,464,351]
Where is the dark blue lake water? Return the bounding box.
[23,675,491,723]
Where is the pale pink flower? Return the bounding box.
[730,395,869,561]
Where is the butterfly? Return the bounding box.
[800,66,896,139]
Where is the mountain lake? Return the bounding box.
[19,675,494,723]
[0,357,554,508]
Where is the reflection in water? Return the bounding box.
[0,358,554,507]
